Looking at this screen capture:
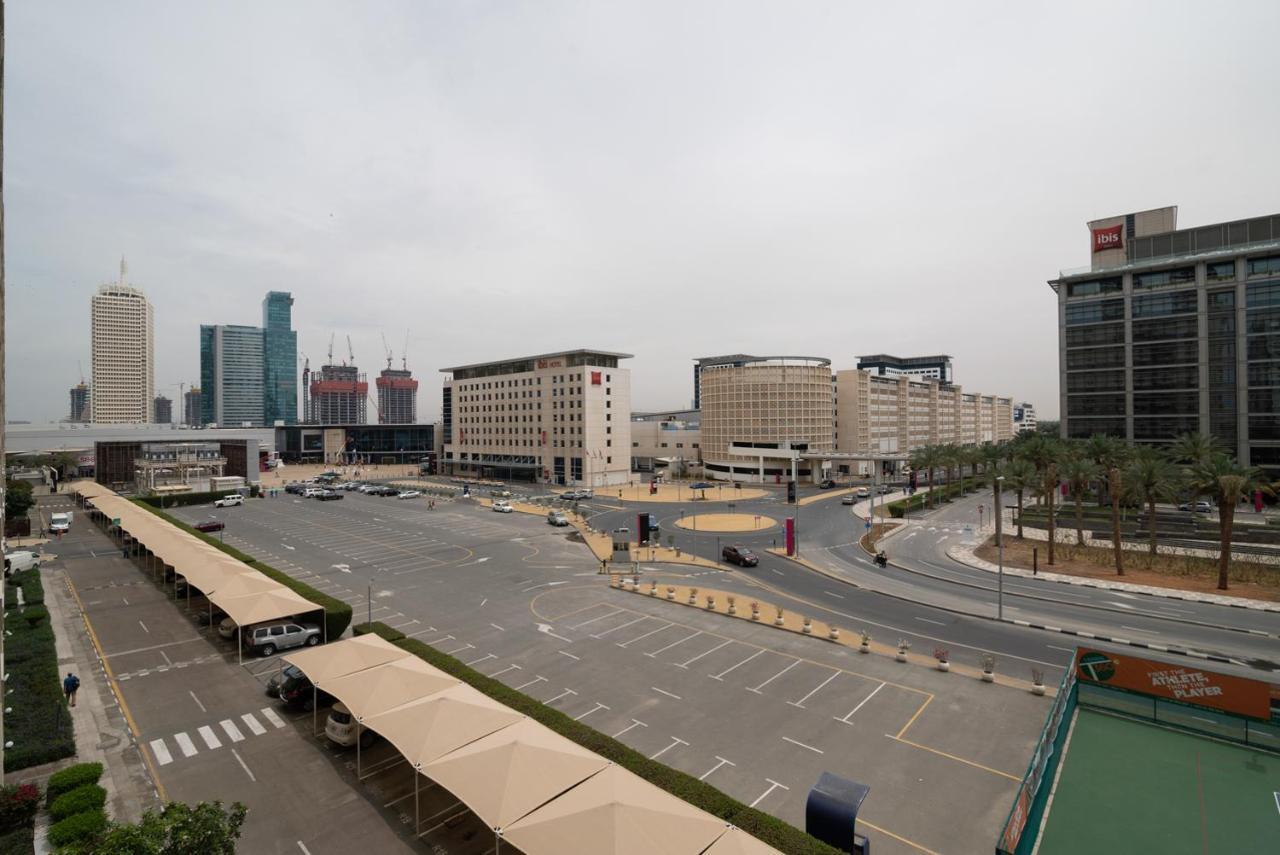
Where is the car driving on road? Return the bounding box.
[397,490,421,500]
[194,520,225,533]
[841,494,856,505]
[492,500,514,513]
[1179,500,1213,513]
[213,493,244,508]
[547,511,569,526]
[721,545,758,567]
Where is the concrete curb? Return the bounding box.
[1003,618,1242,666]
[945,540,1280,613]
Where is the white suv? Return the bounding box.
[214,494,244,508]
[303,487,325,498]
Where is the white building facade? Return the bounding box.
[90,279,154,424]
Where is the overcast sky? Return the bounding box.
[7,2,1279,423]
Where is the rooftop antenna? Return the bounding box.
[402,329,409,371]
[119,256,128,286]
[381,332,392,371]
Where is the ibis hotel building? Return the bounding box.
[1051,206,1280,480]
[440,350,632,486]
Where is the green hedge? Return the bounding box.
[132,502,352,642]
[2,571,76,773]
[0,783,41,832]
[46,808,107,848]
[885,480,982,518]
[0,825,35,855]
[137,489,237,509]
[353,623,841,855]
[46,763,104,806]
[49,784,107,822]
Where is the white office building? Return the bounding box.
[90,267,154,424]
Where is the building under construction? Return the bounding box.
[309,364,367,424]
[376,368,417,423]
[69,382,91,422]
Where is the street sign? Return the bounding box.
[111,517,121,526]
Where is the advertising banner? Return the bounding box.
[1091,223,1124,252]
[1075,648,1272,719]
[785,517,795,556]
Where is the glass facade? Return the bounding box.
[214,325,265,426]
[1247,277,1280,475]
[262,292,298,425]
[199,325,216,424]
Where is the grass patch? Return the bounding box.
[352,622,841,855]
[2,570,75,773]
[131,501,352,641]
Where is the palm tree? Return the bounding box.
[1169,432,1224,467]
[1003,459,1037,540]
[1085,435,1131,575]
[980,443,1004,485]
[1059,453,1100,547]
[1184,454,1275,590]
[909,445,939,508]
[1123,450,1181,556]
[1019,435,1062,565]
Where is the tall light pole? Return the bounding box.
[994,476,1005,621]
[1,0,9,783]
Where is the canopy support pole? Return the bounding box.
[312,687,318,736]
[238,626,242,667]
[414,769,419,834]
[356,723,362,778]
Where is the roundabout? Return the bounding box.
[673,513,778,533]
[605,483,770,503]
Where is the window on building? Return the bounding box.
[1132,290,1197,318]
[1246,255,1280,278]
[1132,267,1195,289]
[1066,277,1122,297]
[1065,299,1124,325]
[1207,261,1236,282]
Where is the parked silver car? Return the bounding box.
[242,621,322,657]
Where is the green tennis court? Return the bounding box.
[1036,708,1280,854]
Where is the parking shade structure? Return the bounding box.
[318,657,460,721]
[703,827,786,855]
[502,764,731,855]
[363,683,525,769]
[421,717,609,830]
[282,632,412,682]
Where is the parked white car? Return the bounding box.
[214,494,244,508]
[397,490,421,500]
[492,500,514,513]
[303,487,325,498]
[4,550,39,577]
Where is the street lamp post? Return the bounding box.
[994,476,1005,621]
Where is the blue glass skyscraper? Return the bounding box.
[262,292,298,425]
[198,292,298,427]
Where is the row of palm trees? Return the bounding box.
[909,432,1276,590]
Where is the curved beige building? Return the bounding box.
[698,355,833,482]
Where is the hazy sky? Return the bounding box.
[7,2,1279,423]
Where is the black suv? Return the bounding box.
[316,490,343,501]
[722,545,758,567]
[819,479,837,489]
[268,664,334,711]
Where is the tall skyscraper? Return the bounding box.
[376,366,418,423]
[200,325,265,426]
[199,291,299,427]
[262,292,298,424]
[184,387,203,426]
[309,364,367,424]
[153,395,173,424]
[69,383,90,422]
[91,261,154,424]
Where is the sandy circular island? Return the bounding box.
[673,513,778,533]
[606,483,769,503]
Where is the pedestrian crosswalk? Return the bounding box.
[149,707,287,766]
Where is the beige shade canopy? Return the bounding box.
[204,571,285,601]
[282,633,412,683]
[702,827,783,854]
[502,764,730,855]
[213,587,323,629]
[319,657,460,721]
[363,683,524,769]
[421,717,610,830]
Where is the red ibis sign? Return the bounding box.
[1091,224,1124,253]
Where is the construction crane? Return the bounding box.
[77,360,86,384]
[381,332,393,371]
[327,333,335,366]
[347,335,355,367]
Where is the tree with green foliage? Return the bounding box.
[1019,434,1062,565]
[1083,434,1131,575]
[1002,459,1037,540]
[1059,451,1100,547]
[1035,419,1060,437]
[909,445,942,508]
[90,800,247,854]
[1123,450,1182,556]
[5,478,34,520]
[1184,455,1275,590]
[1168,431,1224,467]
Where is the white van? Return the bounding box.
[49,512,72,534]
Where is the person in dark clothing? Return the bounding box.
[63,672,80,707]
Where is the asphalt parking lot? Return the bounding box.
[174,492,1050,855]
[58,508,495,854]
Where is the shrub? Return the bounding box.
[353,622,841,854]
[133,502,353,641]
[45,764,104,806]
[49,784,107,822]
[136,490,236,509]
[2,572,75,773]
[46,808,107,848]
[21,606,48,627]
[0,783,41,832]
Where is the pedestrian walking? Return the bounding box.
[63,672,80,707]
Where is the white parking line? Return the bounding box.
[297,842,313,855]
[573,703,610,722]
[711,649,766,680]
[443,643,474,656]
[570,608,623,629]
[616,622,673,648]
[544,688,578,705]
[787,671,840,709]
[261,707,287,729]
[836,682,885,724]
[612,719,648,739]
[822,590,845,600]
[150,739,173,766]
[489,664,522,678]
[652,686,683,700]
[198,725,222,749]
[915,616,946,626]
[188,690,207,713]
[699,756,736,781]
[646,630,702,658]
[749,779,790,808]
[220,719,246,743]
[747,659,800,694]
[174,732,198,758]
[591,616,649,639]
[675,639,735,669]
[231,748,257,782]
[648,737,688,760]
[241,713,267,736]
[558,650,581,661]
[513,675,547,691]
[489,623,505,632]
[782,735,824,754]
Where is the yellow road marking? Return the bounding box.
[888,735,1021,781]
[857,818,941,855]
[66,576,169,802]
[896,695,933,738]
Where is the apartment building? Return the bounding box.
[1050,206,1280,480]
[440,349,632,486]
[90,276,154,424]
[630,411,701,474]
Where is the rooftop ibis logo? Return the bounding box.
[1077,651,1117,682]
[1092,224,1124,253]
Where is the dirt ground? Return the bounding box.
[975,537,1280,602]
[673,513,778,533]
